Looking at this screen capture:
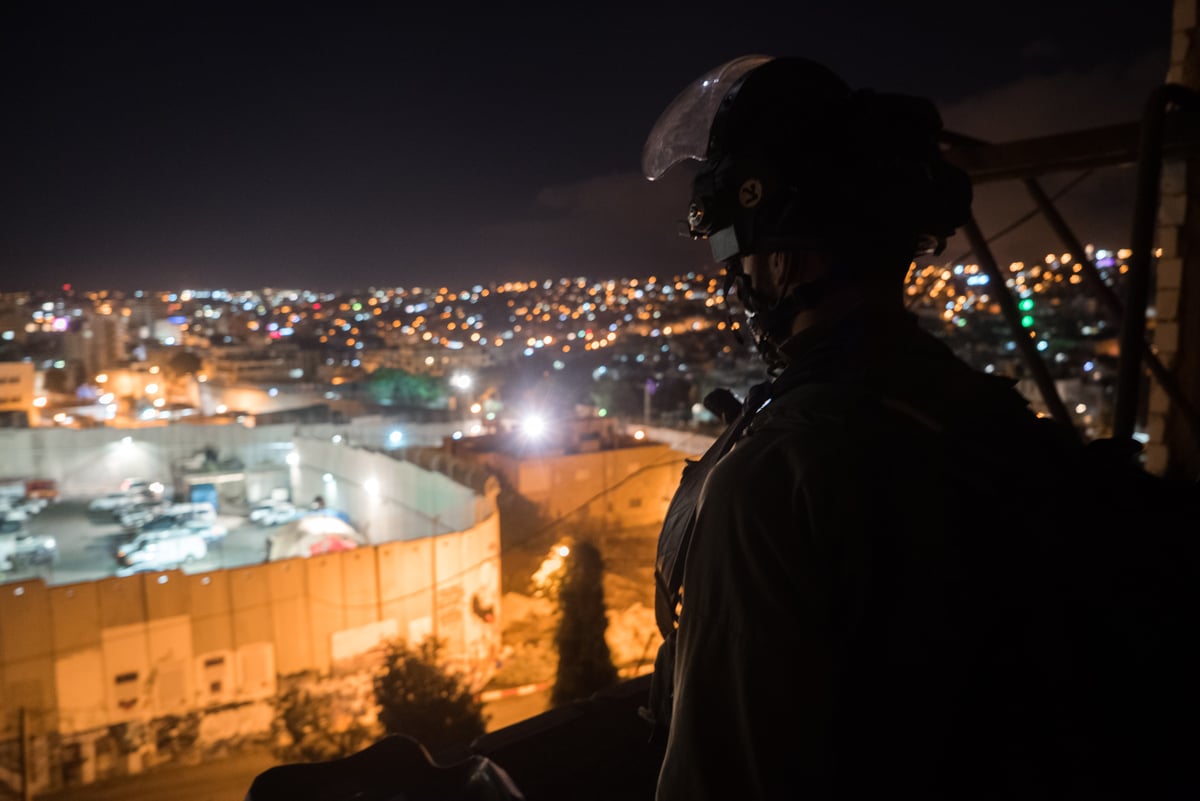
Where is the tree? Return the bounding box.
[364,367,444,408]
[550,539,619,706]
[373,638,488,755]
[167,350,203,377]
[42,367,72,396]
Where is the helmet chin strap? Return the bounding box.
[722,258,833,374]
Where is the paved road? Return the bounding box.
[20,690,550,801]
[30,747,277,801]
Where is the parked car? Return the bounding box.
[19,497,47,515]
[115,530,207,569]
[117,500,173,530]
[0,531,56,570]
[251,500,300,526]
[12,533,56,568]
[120,478,165,499]
[88,492,141,515]
[121,500,216,530]
[167,502,218,525]
[3,506,29,525]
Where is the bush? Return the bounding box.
[273,685,378,763]
[373,638,488,755]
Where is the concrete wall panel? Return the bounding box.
[0,580,52,663]
[54,648,107,734]
[194,649,236,707]
[228,566,273,647]
[305,554,346,674]
[100,623,149,723]
[147,616,193,716]
[340,548,379,630]
[266,560,311,675]
[378,539,434,644]
[97,576,147,629]
[188,573,234,655]
[49,583,102,653]
[2,656,57,728]
[237,642,276,699]
[145,569,190,620]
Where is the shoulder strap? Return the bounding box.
[653,383,770,638]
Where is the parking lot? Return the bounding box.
[1,497,279,587]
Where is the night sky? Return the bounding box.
[0,1,1174,293]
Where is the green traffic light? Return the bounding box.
[1021,314,1035,328]
[1018,298,1034,312]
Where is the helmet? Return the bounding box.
[642,55,972,264]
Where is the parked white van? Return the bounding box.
[116,530,207,569]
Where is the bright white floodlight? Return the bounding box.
[521,414,547,439]
[450,373,472,391]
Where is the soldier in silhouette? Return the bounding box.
[641,55,1103,800]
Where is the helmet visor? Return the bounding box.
[641,55,773,181]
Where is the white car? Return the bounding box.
[3,507,28,524]
[250,499,298,526]
[116,530,207,569]
[117,501,172,530]
[168,502,218,525]
[89,492,141,514]
[11,533,57,568]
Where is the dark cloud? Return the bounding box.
[1020,40,1063,63]
[939,51,1169,267]
[471,168,713,283]
[0,0,1176,291]
[940,51,1169,140]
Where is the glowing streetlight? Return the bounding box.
[521,414,547,439]
[450,373,472,391]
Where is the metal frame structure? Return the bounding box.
[941,84,1200,461]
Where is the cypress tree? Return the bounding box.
[551,539,619,706]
